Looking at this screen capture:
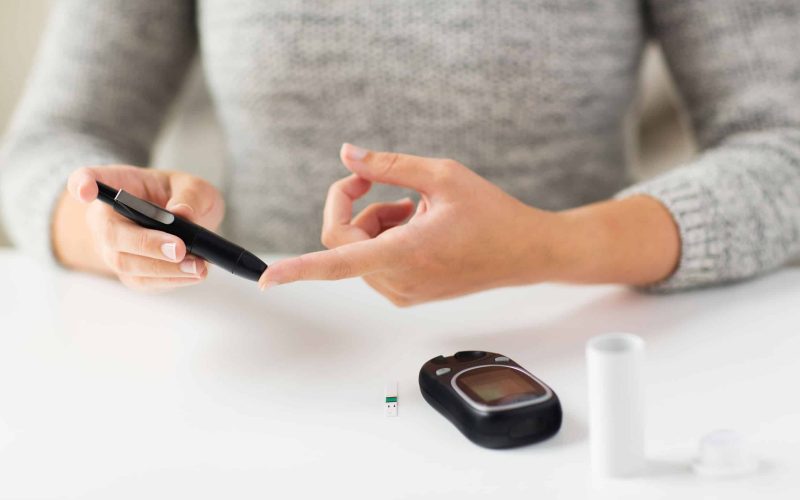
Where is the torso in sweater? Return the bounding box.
[197,0,646,251]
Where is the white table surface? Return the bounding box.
[0,249,797,499]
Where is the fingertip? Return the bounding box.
[416,197,429,215]
[257,269,271,290]
[196,260,208,278]
[354,175,372,189]
[258,268,275,289]
[339,143,353,163]
[69,168,98,202]
[259,260,292,289]
[336,174,372,199]
[259,279,280,292]
[79,180,99,203]
[340,143,370,171]
[174,240,187,261]
[161,239,186,262]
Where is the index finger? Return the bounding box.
[67,165,160,203]
[166,174,225,229]
[324,175,371,227]
[322,175,372,247]
[259,238,398,288]
[67,167,99,202]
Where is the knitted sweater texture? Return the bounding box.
[2,0,800,290]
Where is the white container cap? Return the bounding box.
[693,429,758,478]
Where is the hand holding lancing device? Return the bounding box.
[65,165,225,292]
[259,144,568,306]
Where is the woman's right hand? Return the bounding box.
[54,165,225,292]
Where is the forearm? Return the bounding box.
[0,0,195,264]
[546,195,681,286]
[630,1,800,290]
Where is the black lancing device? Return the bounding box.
[95,181,267,282]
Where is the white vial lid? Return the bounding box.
[693,429,758,478]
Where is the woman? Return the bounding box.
[1,1,799,306]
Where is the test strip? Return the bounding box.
[385,381,398,417]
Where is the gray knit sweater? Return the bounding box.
[2,1,800,291]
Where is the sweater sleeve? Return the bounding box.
[617,1,800,291]
[0,0,196,264]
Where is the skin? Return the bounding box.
[54,165,225,292]
[54,146,680,303]
[258,144,681,306]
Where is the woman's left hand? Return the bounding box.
[258,144,570,306]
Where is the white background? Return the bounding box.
[0,250,796,499]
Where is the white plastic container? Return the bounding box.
[586,333,646,478]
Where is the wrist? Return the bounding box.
[549,195,681,285]
[52,190,108,275]
[508,205,573,285]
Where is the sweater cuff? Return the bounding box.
[0,163,71,266]
[0,137,134,267]
[615,174,724,292]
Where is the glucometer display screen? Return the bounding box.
[456,366,547,407]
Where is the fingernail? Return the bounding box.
[343,143,368,161]
[179,258,198,275]
[259,280,280,292]
[161,242,177,261]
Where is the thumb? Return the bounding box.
[166,174,224,229]
[339,143,447,194]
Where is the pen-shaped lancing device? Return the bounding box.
[95,181,268,282]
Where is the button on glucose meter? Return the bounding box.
[419,351,562,449]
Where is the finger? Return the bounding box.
[259,239,399,288]
[324,175,371,226]
[166,174,224,229]
[340,143,453,193]
[120,274,207,292]
[105,252,207,278]
[67,165,165,203]
[88,208,187,262]
[321,175,372,247]
[350,198,414,238]
[67,167,100,203]
[415,196,429,216]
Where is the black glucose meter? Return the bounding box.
[419,351,562,449]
